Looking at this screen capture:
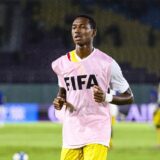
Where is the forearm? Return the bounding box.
[111,94,133,105]
[110,88,134,105]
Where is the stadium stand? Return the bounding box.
[0,0,159,83]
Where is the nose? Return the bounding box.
[74,26,81,33]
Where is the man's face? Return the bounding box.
[72,17,96,46]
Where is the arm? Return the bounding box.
[57,87,66,100]
[111,88,134,105]
[108,60,134,105]
[51,59,67,110]
[93,60,134,105]
[93,85,134,105]
[53,87,76,112]
[53,87,66,110]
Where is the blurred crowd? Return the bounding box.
[0,0,159,83]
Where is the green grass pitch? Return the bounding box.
[0,122,160,160]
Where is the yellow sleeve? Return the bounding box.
[153,109,160,126]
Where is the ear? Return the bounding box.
[92,29,97,37]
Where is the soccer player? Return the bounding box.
[153,83,160,147]
[52,15,134,160]
[153,103,160,147]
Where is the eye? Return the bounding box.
[72,26,76,30]
[81,25,86,29]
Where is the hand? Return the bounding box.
[66,101,76,113]
[92,85,105,103]
[53,97,76,113]
[53,97,65,110]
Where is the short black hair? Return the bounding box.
[73,15,96,29]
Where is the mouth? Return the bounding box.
[74,35,82,40]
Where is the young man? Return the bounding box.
[52,15,134,160]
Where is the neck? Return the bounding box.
[75,44,94,59]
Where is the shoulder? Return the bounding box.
[52,55,66,65]
[95,49,113,63]
[110,59,121,71]
[110,59,124,79]
[51,50,73,65]
[51,53,69,75]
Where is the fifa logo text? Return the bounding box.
[64,74,98,91]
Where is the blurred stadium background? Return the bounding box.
[0,0,160,160]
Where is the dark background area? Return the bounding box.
[0,0,159,84]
